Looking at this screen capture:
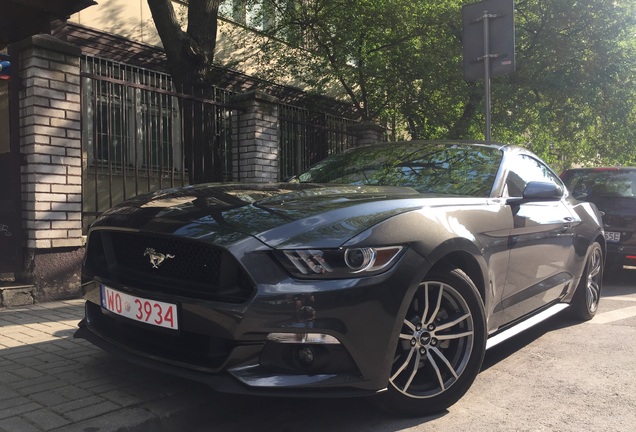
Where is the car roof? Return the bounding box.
[360,140,523,152]
[562,167,636,172]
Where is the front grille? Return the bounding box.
[112,231,222,285]
[85,230,254,303]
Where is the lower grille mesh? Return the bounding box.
[86,301,232,370]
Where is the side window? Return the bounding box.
[503,154,562,197]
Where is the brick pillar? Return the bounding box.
[232,91,279,182]
[347,121,386,147]
[13,35,83,302]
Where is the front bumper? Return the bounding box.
[74,317,378,398]
[74,247,427,397]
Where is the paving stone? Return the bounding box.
[51,396,106,415]
[10,367,46,380]
[0,402,42,421]
[30,390,70,407]
[64,401,120,422]
[0,370,22,385]
[23,408,70,431]
[50,385,92,401]
[80,380,131,395]
[48,407,158,432]
[0,396,32,411]
[0,416,42,432]
[0,300,211,431]
[35,359,73,372]
[12,376,61,394]
[0,345,34,357]
[100,388,145,408]
[0,387,20,402]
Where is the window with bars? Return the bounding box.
[81,56,190,232]
[81,57,183,175]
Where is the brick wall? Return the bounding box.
[232,91,280,182]
[11,35,84,303]
[17,36,83,249]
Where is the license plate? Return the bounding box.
[100,285,178,330]
[605,231,621,243]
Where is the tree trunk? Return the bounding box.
[448,84,483,140]
[147,0,222,183]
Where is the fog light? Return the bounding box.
[297,345,314,365]
[266,332,340,344]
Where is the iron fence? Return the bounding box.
[278,104,356,179]
[80,56,359,232]
[80,56,236,231]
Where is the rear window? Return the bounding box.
[562,170,636,200]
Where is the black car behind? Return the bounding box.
[561,167,636,272]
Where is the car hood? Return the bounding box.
[90,183,428,248]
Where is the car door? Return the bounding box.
[501,154,577,323]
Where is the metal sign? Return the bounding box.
[463,0,515,82]
[462,0,515,141]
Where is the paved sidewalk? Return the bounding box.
[0,300,222,432]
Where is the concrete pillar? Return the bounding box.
[232,91,280,182]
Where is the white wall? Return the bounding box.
[69,1,339,97]
[71,0,162,46]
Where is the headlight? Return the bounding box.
[275,246,405,279]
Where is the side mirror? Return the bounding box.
[523,181,563,200]
[508,181,563,205]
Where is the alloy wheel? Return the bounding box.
[585,246,603,313]
[390,280,475,399]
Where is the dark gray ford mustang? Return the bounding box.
[76,141,605,416]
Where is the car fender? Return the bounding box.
[563,201,606,301]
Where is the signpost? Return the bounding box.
[462,0,515,141]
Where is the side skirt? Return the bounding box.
[486,303,569,350]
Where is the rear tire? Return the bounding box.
[376,267,486,417]
[570,241,603,321]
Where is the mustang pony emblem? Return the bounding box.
[144,248,175,268]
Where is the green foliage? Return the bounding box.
[244,0,636,169]
[494,0,636,169]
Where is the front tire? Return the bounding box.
[570,241,603,321]
[377,267,487,417]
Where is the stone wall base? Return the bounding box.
[23,247,84,304]
[0,285,35,308]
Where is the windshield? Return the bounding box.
[564,170,636,200]
[297,142,502,197]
